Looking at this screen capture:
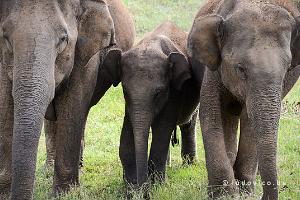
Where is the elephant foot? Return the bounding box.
[148,171,165,185]
[234,171,256,197]
[236,179,255,196]
[123,169,137,186]
[182,154,197,165]
[207,183,239,199]
[148,161,166,185]
[261,195,278,200]
[53,176,79,197]
[52,183,78,198]
[260,190,278,200]
[125,182,150,200]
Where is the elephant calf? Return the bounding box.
[102,21,202,193]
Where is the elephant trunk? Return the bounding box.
[247,83,282,200]
[11,36,55,199]
[129,104,153,189]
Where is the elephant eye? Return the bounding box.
[57,34,69,53]
[235,63,247,80]
[58,34,69,45]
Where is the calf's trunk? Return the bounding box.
[130,106,153,189]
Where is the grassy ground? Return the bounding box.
[33,0,300,199]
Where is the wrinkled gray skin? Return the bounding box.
[103,21,201,193]
[188,0,300,199]
[43,0,135,170]
[0,0,134,199]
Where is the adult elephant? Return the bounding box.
[188,0,300,199]
[43,0,135,170]
[0,0,134,199]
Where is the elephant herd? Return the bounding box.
[0,0,300,200]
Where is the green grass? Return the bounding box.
[123,0,203,39]
[33,1,300,199]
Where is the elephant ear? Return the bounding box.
[188,14,224,71]
[102,48,122,87]
[76,0,116,67]
[158,35,192,90]
[291,16,300,68]
[168,52,191,90]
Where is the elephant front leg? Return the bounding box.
[119,110,136,186]
[148,104,177,184]
[53,116,87,194]
[179,111,198,165]
[233,108,257,195]
[52,94,88,194]
[200,74,238,198]
[44,120,57,169]
[45,119,85,172]
[0,70,13,198]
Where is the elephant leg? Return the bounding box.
[179,111,198,165]
[148,105,177,184]
[0,69,13,197]
[200,74,238,198]
[119,110,137,186]
[45,119,85,171]
[52,93,89,194]
[233,109,257,195]
[44,120,57,169]
[222,110,239,166]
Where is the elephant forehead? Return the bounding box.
[228,2,294,31]
[224,5,293,52]
[122,57,169,84]
[122,48,169,73]
[123,63,168,82]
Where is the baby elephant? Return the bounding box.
[102,21,202,192]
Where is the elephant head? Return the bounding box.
[0,0,115,198]
[102,35,192,187]
[188,1,300,199]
